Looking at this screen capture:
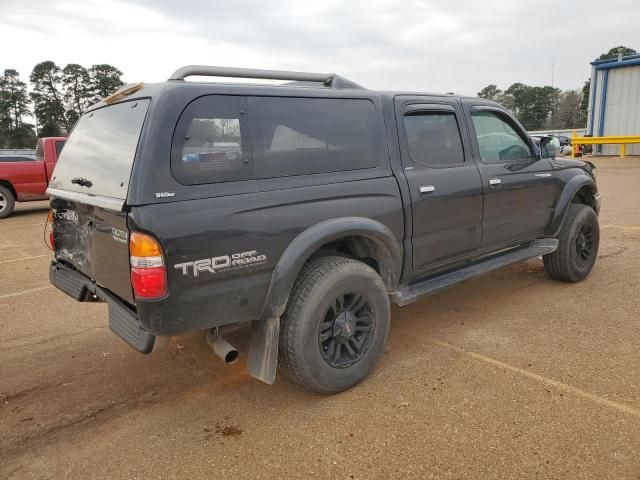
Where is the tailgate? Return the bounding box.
[53,201,134,303]
[47,98,150,305]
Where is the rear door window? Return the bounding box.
[171,95,251,185]
[403,111,465,167]
[249,96,382,178]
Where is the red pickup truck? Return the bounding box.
[0,137,66,219]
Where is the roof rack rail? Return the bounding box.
[168,65,364,89]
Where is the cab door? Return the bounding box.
[465,105,558,250]
[396,100,483,274]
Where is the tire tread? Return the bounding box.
[278,255,388,393]
[544,204,598,282]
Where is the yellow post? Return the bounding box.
[571,129,576,158]
[620,143,626,158]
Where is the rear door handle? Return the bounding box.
[489,178,502,187]
[419,185,435,194]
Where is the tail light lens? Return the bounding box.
[45,210,55,250]
[129,232,167,300]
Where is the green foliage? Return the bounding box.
[476,81,587,130]
[63,64,92,127]
[88,64,124,103]
[554,90,584,129]
[4,125,37,148]
[0,69,35,147]
[0,61,124,146]
[0,70,30,130]
[30,61,68,133]
[579,80,590,121]
[597,46,637,61]
[29,60,125,135]
[477,84,502,101]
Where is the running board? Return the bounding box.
[391,239,559,306]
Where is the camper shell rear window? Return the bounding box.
[48,99,150,202]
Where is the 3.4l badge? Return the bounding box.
[174,250,267,277]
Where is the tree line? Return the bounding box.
[476,82,589,131]
[476,46,637,132]
[2,46,636,148]
[0,61,124,148]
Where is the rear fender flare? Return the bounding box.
[546,175,597,237]
[257,217,402,320]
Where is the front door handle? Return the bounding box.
[419,185,435,194]
[489,178,502,187]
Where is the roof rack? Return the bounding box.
[168,65,364,89]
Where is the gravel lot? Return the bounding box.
[1,156,639,479]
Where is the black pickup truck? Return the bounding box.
[47,66,601,394]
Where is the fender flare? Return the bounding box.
[257,217,402,320]
[546,174,597,237]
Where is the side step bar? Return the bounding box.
[391,239,559,306]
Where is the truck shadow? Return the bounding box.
[1,262,550,461]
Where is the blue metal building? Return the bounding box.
[587,53,640,155]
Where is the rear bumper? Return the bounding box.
[49,260,155,353]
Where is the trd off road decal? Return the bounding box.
[174,250,267,277]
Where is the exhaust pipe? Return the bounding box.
[206,330,240,364]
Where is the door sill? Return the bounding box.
[391,238,558,306]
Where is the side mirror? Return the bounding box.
[539,137,556,159]
[533,143,542,160]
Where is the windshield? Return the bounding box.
[48,99,149,203]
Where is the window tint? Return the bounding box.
[35,140,44,161]
[471,111,532,163]
[403,111,464,167]
[0,156,35,162]
[55,140,65,158]
[171,96,250,185]
[249,97,381,178]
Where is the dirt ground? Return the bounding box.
[1,156,639,479]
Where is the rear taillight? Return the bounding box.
[129,232,167,300]
[45,210,55,250]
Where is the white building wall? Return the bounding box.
[591,63,640,155]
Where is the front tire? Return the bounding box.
[279,256,390,394]
[0,185,15,219]
[544,204,599,282]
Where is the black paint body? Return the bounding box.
[49,81,599,337]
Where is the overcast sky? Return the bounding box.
[1,0,638,95]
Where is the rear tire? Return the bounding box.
[279,256,390,394]
[0,185,15,219]
[544,204,599,282]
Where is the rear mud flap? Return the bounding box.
[247,317,280,384]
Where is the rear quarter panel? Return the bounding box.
[129,177,403,336]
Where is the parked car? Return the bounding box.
[47,67,601,394]
[0,137,66,218]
